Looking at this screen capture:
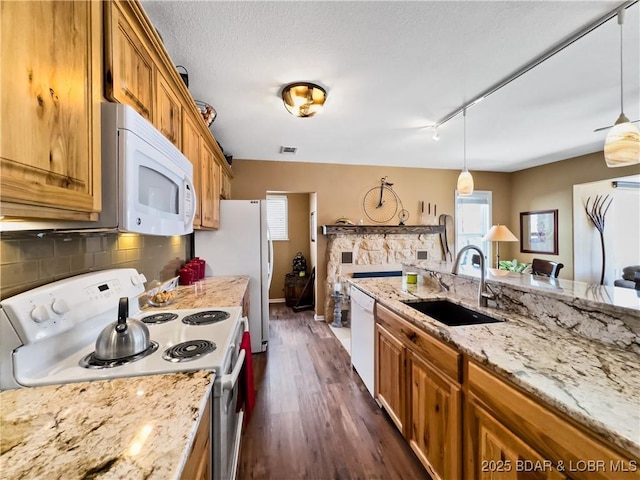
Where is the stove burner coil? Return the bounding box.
[80,342,159,369]
[141,312,179,324]
[162,340,216,362]
[181,310,230,325]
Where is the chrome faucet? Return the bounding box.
[451,245,494,308]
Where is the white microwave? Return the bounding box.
[1,103,196,236]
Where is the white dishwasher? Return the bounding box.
[350,285,375,397]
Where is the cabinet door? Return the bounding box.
[104,1,154,120]
[375,323,405,433]
[220,170,232,199]
[199,140,220,229]
[182,113,201,227]
[155,71,182,148]
[181,394,212,479]
[0,0,101,220]
[467,401,567,480]
[408,351,461,480]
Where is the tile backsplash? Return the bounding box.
[0,232,188,300]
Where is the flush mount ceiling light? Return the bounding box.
[604,8,640,168]
[281,82,327,118]
[456,109,474,196]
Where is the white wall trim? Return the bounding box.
[314,314,325,322]
[269,298,286,304]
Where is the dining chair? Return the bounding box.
[531,258,564,278]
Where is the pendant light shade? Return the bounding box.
[457,108,474,196]
[604,8,640,168]
[281,82,327,118]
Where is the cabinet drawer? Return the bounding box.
[376,303,460,382]
[468,361,639,480]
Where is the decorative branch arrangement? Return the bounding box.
[584,194,613,285]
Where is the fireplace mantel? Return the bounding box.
[321,224,444,235]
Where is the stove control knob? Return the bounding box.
[31,305,50,323]
[51,298,70,315]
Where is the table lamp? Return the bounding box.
[482,224,518,269]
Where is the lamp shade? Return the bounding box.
[281,82,327,117]
[482,224,518,242]
[604,117,640,167]
[457,170,474,196]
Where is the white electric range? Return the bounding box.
[0,268,246,480]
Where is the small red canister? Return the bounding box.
[196,258,206,279]
[187,260,201,279]
[179,266,195,285]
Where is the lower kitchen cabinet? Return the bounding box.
[408,350,461,480]
[181,393,212,479]
[466,399,567,480]
[375,322,406,433]
[375,303,462,479]
[466,361,639,480]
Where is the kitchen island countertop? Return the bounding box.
[0,371,213,480]
[348,276,640,459]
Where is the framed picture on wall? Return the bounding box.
[520,209,558,254]
[310,211,316,242]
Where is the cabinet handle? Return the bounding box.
[408,332,417,342]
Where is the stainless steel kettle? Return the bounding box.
[95,297,151,360]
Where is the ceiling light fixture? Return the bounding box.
[432,2,634,135]
[281,82,327,118]
[457,108,474,196]
[604,8,640,167]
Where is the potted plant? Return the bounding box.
[498,259,530,273]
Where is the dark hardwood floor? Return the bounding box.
[237,304,429,480]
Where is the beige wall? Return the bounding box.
[269,193,311,300]
[0,233,188,300]
[506,151,640,279]
[231,160,512,317]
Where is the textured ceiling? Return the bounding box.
[141,1,639,172]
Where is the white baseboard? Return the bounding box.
[314,314,325,322]
[269,298,286,304]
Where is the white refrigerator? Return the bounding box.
[194,200,273,353]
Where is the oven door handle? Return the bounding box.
[241,316,249,332]
[221,349,246,391]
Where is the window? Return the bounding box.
[266,194,288,241]
[454,190,492,267]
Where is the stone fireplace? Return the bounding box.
[322,225,444,321]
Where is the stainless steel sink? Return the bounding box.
[401,300,502,326]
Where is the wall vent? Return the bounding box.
[279,146,297,154]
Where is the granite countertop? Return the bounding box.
[348,276,640,458]
[0,371,213,480]
[141,275,249,310]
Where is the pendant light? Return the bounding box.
[604,8,640,168]
[457,108,474,195]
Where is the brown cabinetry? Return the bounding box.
[155,70,182,148]
[466,361,638,480]
[200,140,220,229]
[105,0,234,232]
[408,350,461,480]
[182,112,201,228]
[181,393,212,480]
[375,303,461,480]
[375,322,406,433]
[0,0,102,220]
[104,0,154,120]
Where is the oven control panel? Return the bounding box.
[0,269,147,345]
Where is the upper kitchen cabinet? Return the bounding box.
[104,0,154,120]
[155,70,182,149]
[0,1,102,221]
[104,0,233,231]
[182,112,201,228]
[200,140,220,229]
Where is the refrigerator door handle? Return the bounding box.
[267,226,274,289]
